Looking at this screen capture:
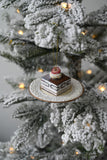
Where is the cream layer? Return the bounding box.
[50,72,62,79]
[41,85,71,96]
[41,83,71,94]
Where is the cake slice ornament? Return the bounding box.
[41,66,71,96]
[29,66,84,103]
[29,36,84,103]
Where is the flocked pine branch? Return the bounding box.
[12,102,49,120]
[9,100,100,160]
[0,0,106,61]
[80,5,107,27]
[1,90,36,107]
[0,34,9,43]
[50,82,107,159]
[0,46,54,73]
[4,76,35,89]
[10,119,57,153]
[0,0,31,13]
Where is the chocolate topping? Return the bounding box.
[42,73,70,85]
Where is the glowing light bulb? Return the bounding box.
[98,49,102,53]
[61,2,71,10]
[19,83,25,89]
[81,30,87,35]
[81,32,85,35]
[92,34,96,39]
[98,85,106,92]
[86,123,91,127]
[38,68,44,73]
[75,151,79,155]
[9,147,15,154]
[86,70,92,75]
[9,39,12,45]
[30,156,35,159]
[17,9,20,13]
[18,30,24,35]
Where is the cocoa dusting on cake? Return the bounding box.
[42,74,70,85]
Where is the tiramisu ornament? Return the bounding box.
[41,66,71,96]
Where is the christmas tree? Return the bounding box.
[0,0,107,160]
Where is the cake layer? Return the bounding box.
[41,73,71,96]
[41,85,71,96]
[41,78,71,91]
[41,83,71,94]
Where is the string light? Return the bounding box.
[16,9,20,13]
[9,147,15,154]
[38,68,44,73]
[98,85,106,92]
[19,83,25,89]
[81,30,87,35]
[98,49,102,53]
[18,30,24,35]
[9,39,12,45]
[75,151,79,155]
[92,34,96,39]
[86,123,91,127]
[81,31,86,35]
[86,70,92,75]
[30,156,35,159]
[61,2,71,10]
[75,149,81,155]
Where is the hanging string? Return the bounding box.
[56,34,59,66]
[52,33,59,67]
[52,46,56,66]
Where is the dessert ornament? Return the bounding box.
[29,76,84,102]
[41,68,71,96]
[29,36,84,102]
